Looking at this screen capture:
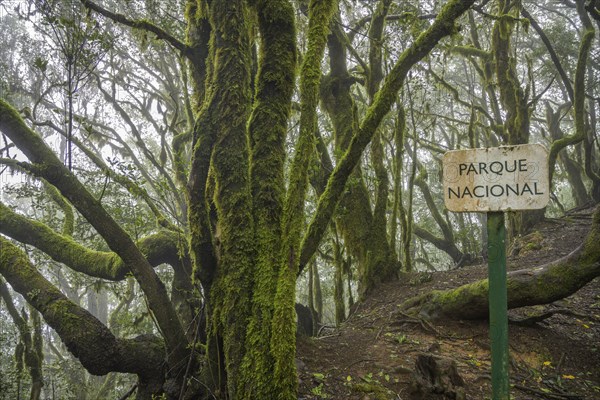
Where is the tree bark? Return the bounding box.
[269,1,336,397]
[238,0,297,396]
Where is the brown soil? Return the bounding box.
[297,205,600,400]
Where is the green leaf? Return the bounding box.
[313,372,325,381]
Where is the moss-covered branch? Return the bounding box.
[450,45,492,60]
[0,238,166,393]
[0,98,189,373]
[0,202,184,281]
[44,181,75,236]
[299,0,476,272]
[403,208,600,320]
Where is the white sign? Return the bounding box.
[442,144,549,212]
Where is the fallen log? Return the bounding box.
[402,207,600,320]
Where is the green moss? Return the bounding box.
[241,1,297,393]
[352,382,390,400]
[193,1,257,398]
[451,45,492,59]
[1,203,184,282]
[262,0,336,398]
[421,278,490,320]
[410,209,600,321]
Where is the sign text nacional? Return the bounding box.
[442,144,549,212]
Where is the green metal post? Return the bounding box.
[487,212,510,399]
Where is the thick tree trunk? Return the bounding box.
[402,208,600,320]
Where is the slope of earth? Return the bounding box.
[297,205,600,400]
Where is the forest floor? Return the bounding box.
[297,205,600,400]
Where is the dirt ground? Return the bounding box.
[297,205,600,400]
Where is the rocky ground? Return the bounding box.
[297,205,600,399]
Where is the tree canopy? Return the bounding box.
[0,0,598,399]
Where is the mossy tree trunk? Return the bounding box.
[402,207,600,320]
[365,0,399,291]
[268,0,336,397]
[199,2,255,397]
[240,0,296,391]
[320,9,397,299]
[321,21,384,298]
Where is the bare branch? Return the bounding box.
[80,0,192,57]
